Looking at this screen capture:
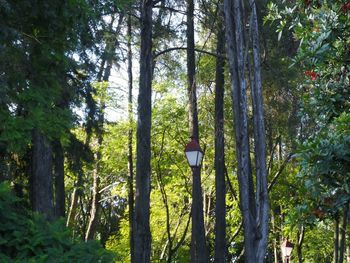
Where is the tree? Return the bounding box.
[224,0,269,261]
[133,0,153,261]
[85,12,125,240]
[186,0,208,262]
[31,130,54,220]
[214,9,226,263]
[127,13,136,263]
[266,1,350,262]
[53,139,65,218]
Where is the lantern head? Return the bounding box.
[185,137,204,168]
[281,240,294,258]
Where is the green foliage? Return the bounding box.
[298,113,350,216]
[0,182,114,263]
[266,0,350,213]
[105,218,131,262]
[266,1,350,70]
[265,2,350,261]
[0,0,120,155]
[301,221,333,262]
[151,95,192,261]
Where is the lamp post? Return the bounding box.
[185,137,207,262]
[281,240,294,263]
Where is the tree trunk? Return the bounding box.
[336,216,340,263]
[249,0,269,261]
[85,52,113,240]
[66,86,95,228]
[224,0,256,261]
[66,171,82,227]
[53,140,65,218]
[191,167,208,263]
[134,0,153,262]
[271,210,279,263]
[84,12,126,239]
[187,0,199,140]
[85,157,101,240]
[127,13,135,263]
[296,224,305,263]
[224,0,268,261]
[187,0,208,262]
[66,15,122,230]
[214,14,226,263]
[339,204,349,263]
[31,129,54,220]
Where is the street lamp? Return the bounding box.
[281,240,294,263]
[185,137,204,168]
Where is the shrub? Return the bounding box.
[0,182,115,263]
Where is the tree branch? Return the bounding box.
[154,46,226,60]
[153,5,187,15]
[172,209,191,253]
[267,153,293,193]
[225,166,238,202]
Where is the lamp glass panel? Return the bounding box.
[281,245,293,258]
[185,151,199,167]
[196,151,203,166]
[285,247,293,257]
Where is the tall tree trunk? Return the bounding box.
[333,208,350,263]
[53,140,65,218]
[214,15,226,263]
[134,0,153,262]
[66,85,95,228]
[347,238,350,263]
[224,0,268,261]
[85,53,113,240]
[187,0,208,262]
[339,204,349,263]
[31,129,54,220]
[191,168,208,263]
[85,151,102,241]
[84,13,126,240]
[296,224,305,263]
[66,15,122,230]
[249,0,269,261]
[127,13,135,263]
[336,216,340,263]
[66,171,82,227]
[85,159,101,240]
[271,210,279,263]
[224,0,255,261]
[187,0,199,140]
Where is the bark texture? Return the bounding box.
[187,0,208,262]
[334,205,349,263]
[31,129,54,220]
[53,140,65,218]
[187,0,199,140]
[296,225,305,263]
[214,15,226,263]
[134,0,153,262]
[85,163,101,240]
[249,0,269,260]
[223,0,269,261]
[127,13,135,263]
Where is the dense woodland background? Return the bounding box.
[1,0,350,262]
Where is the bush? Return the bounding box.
[0,182,115,263]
